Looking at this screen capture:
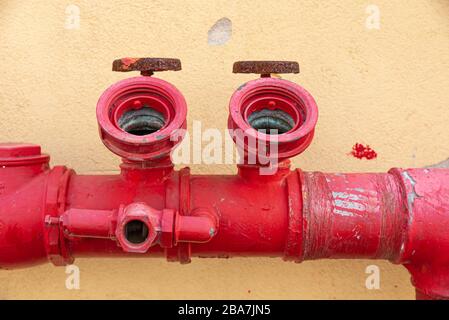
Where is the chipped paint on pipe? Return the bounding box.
[2,155,448,299]
[1,62,449,300]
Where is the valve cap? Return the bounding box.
[233,60,300,75]
[112,57,182,76]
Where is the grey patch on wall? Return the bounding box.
[208,17,232,45]
[425,157,449,168]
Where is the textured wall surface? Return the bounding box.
[0,0,448,299]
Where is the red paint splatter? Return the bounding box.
[350,143,377,160]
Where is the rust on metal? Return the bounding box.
[112,58,182,76]
[233,61,300,75]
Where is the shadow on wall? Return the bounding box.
[434,0,449,13]
[0,0,12,13]
[426,157,449,169]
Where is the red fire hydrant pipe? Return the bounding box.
[0,65,448,300]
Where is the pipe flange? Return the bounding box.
[228,77,318,163]
[96,76,187,161]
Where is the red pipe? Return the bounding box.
[0,67,448,300]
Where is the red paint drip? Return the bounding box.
[350,143,377,160]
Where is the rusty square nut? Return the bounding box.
[115,203,160,253]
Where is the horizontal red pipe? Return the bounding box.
[1,155,448,299]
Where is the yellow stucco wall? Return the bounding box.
[1,0,448,299]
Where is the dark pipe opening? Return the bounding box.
[118,106,166,136]
[124,220,149,244]
[247,109,295,134]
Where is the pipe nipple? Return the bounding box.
[115,203,159,253]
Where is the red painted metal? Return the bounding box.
[1,68,448,300]
[228,77,317,163]
[97,76,187,161]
